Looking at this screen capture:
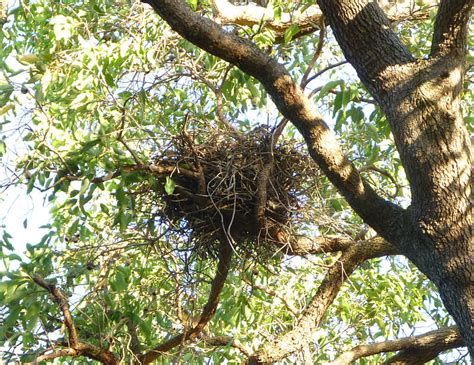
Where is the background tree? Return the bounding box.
[0,0,472,364]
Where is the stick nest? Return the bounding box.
[154,127,321,259]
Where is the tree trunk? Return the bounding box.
[317,0,473,354]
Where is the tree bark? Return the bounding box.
[329,326,463,365]
[316,0,473,353]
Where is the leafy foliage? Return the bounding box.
[0,0,470,363]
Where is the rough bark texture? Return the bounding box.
[316,0,473,353]
[211,0,439,40]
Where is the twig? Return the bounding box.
[126,318,141,356]
[37,162,199,192]
[305,60,347,86]
[301,17,326,89]
[242,277,298,316]
[360,165,401,198]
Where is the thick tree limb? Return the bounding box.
[431,0,473,58]
[211,0,322,36]
[138,241,233,364]
[33,342,119,364]
[278,235,398,256]
[211,0,438,40]
[31,276,119,365]
[316,0,415,103]
[143,0,406,252]
[329,326,463,365]
[248,238,396,364]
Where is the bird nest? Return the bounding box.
[153,127,321,259]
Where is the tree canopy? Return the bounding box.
[0,0,472,364]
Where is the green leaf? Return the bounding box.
[100,203,110,214]
[0,103,14,115]
[283,24,300,45]
[319,80,343,98]
[164,176,176,195]
[333,91,343,118]
[112,270,128,292]
[17,54,40,64]
[80,139,101,152]
[79,178,90,195]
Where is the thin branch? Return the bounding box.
[188,70,243,137]
[138,240,233,364]
[38,162,199,192]
[360,164,401,198]
[329,326,463,365]
[126,318,142,356]
[32,276,78,348]
[242,277,299,317]
[301,17,326,89]
[305,60,347,87]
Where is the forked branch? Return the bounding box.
[31,275,119,365]
[248,238,397,364]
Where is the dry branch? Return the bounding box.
[210,0,437,40]
[329,326,463,365]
